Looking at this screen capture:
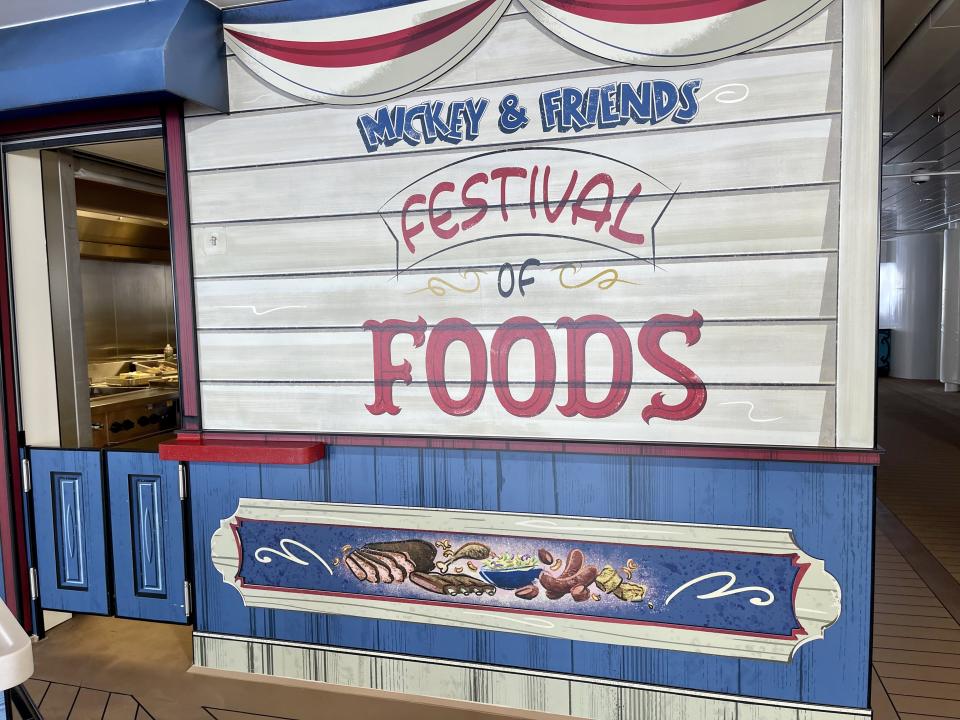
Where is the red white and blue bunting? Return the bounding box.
[223,0,835,105]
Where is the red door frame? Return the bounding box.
[0,102,201,632]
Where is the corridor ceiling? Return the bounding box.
[883,0,960,239]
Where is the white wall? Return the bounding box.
[881,233,943,379]
[943,228,960,388]
[6,150,61,447]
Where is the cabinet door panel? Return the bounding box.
[107,451,187,623]
[31,449,109,615]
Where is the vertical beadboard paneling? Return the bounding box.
[189,451,872,708]
[190,461,262,638]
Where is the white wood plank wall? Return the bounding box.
[184,3,863,447]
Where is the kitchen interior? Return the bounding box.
[44,138,180,451]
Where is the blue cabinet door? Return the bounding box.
[30,449,110,615]
[106,451,188,623]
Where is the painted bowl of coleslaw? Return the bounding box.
[479,553,541,590]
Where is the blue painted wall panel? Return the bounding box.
[31,449,109,616]
[190,447,873,708]
[107,452,188,623]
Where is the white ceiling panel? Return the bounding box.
[882,0,960,238]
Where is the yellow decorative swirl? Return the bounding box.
[408,270,483,297]
[553,264,641,291]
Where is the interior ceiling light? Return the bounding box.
[933,109,945,123]
[76,208,168,227]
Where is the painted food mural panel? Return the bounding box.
[189,1,857,447]
[213,501,842,662]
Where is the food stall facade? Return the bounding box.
[0,0,880,718]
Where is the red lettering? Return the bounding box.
[461,172,489,232]
[608,182,645,245]
[363,317,427,415]
[490,166,527,221]
[571,173,614,232]
[428,181,458,240]
[542,165,578,223]
[490,317,556,417]
[636,311,707,423]
[556,315,632,418]
[425,318,487,416]
[401,194,426,253]
[529,165,539,219]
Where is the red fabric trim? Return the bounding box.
[176,432,881,466]
[225,0,494,68]
[539,0,767,25]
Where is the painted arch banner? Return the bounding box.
[223,0,835,104]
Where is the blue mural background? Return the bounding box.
[190,447,874,708]
[234,519,805,636]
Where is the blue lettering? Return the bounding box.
[540,89,562,132]
[402,105,425,146]
[445,100,466,144]
[652,80,679,124]
[597,83,620,128]
[462,98,489,141]
[356,105,401,153]
[583,87,601,127]
[618,82,652,125]
[422,102,451,143]
[673,79,702,125]
[560,87,589,132]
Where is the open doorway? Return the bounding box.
[7,137,179,453]
[4,129,189,637]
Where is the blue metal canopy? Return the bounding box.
[0,0,227,116]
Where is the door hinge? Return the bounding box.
[178,463,187,500]
[29,568,38,601]
[21,457,30,494]
[184,580,192,619]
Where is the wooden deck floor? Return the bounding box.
[872,379,960,719]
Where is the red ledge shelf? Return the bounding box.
[159,434,325,465]
[162,432,881,466]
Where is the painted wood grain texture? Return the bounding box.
[187,5,841,116]
[29,449,110,615]
[198,321,838,384]
[195,256,837,327]
[192,185,840,277]
[187,116,840,224]
[193,634,870,720]
[200,384,836,446]
[187,452,873,708]
[181,0,875,448]
[185,44,842,171]
[106,451,188,624]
